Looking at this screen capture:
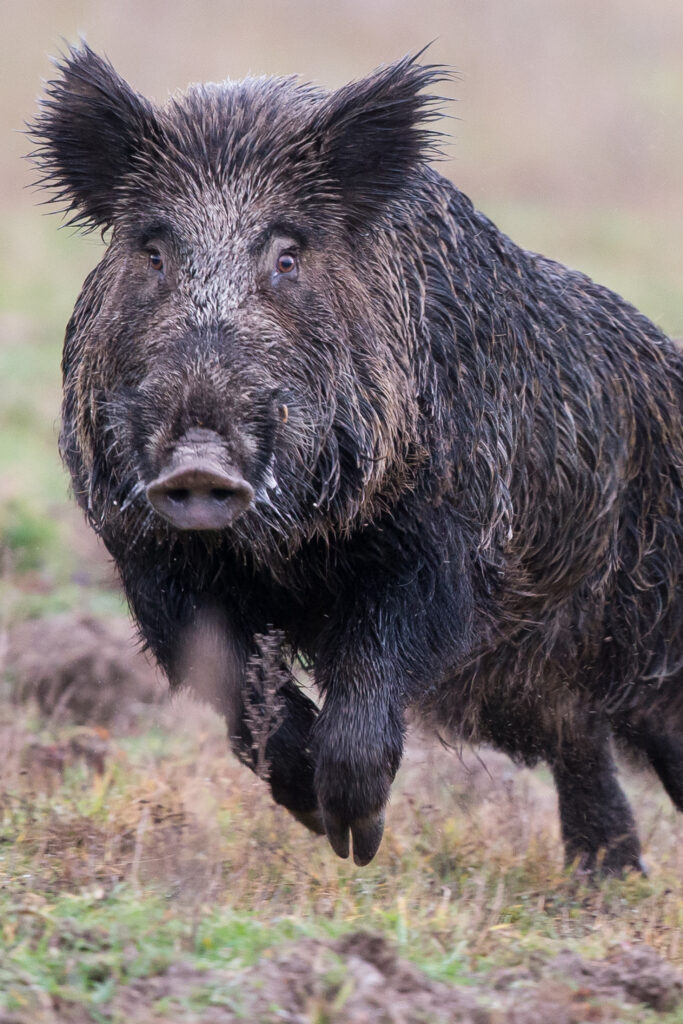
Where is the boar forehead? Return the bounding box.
[116,79,337,314]
[121,189,273,317]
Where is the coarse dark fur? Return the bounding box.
[30,44,682,869]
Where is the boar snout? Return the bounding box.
[146,429,254,531]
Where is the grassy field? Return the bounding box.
[0,691,681,1022]
[0,204,681,1021]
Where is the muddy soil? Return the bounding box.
[5,612,164,726]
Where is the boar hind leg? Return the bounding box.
[637,731,683,810]
[615,716,683,811]
[550,724,643,875]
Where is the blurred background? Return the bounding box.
[1,0,682,619]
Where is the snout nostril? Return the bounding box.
[210,488,233,501]
[167,488,191,503]
[165,485,240,503]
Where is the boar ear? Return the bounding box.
[28,42,156,231]
[316,54,448,225]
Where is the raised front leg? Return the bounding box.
[311,560,472,866]
[313,664,405,866]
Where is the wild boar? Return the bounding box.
[30,44,682,869]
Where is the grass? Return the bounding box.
[0,692,681,1021]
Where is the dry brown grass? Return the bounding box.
[3,677,681,937]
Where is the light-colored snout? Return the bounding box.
[146,430,254,531]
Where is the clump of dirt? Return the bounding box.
[493,945,683,1018]
[107,933,484,1023]
[108,932,683,1024]
[233,934,682,1023]
[5,612,164,726]
[3,930,681,1023]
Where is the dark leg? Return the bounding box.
[550,725,643,875]
[132,596,324,835]
[614,716,683,811]
[312,684,404,866]
[639,733,683,810]
[312,598,414,866]
[477,691,642,874]
[232,645,323,834]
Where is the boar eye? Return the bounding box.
[275,252,298,276]
[147,249,164,274]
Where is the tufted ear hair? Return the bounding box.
[314,53,449,227]
[28,42,157,231]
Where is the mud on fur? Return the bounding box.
[29,44,682,870]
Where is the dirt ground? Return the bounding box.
[5,612,164,727]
